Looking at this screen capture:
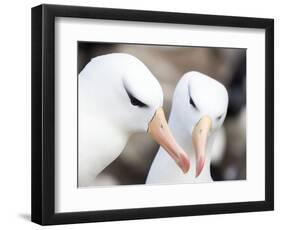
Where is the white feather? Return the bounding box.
[79,53,163,187]
[146,71,228,184]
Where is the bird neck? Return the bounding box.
[168,114,191,150]
[78,110,129,187]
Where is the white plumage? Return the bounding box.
[146,71,228,184]
[79,53,188,187]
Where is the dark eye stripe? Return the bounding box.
[217,114,223,120]
[189,96,197,109]
[127,91,148,107]
[188,85,198,110]
[124,84,148,108]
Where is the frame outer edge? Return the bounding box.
[41,3,56,225]
[265,19,274,210]
[31,5,44,225]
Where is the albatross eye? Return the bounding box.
[217,114,223,120]
[129,94,147,107]
[125,88,148,108]
[189,96,197,109]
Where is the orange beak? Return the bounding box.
[148,107,190,173]
[192,115,212,177]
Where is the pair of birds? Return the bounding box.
[79,53,228,187]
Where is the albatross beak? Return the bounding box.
[148,107,190,173]
[192,115,212,177]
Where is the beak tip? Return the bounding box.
[195,168,202,177]
[192,115,211,178]
[179,153,190,174]
[196,156,205,177]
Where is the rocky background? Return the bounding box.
[78,42,246,185]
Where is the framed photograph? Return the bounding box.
[31,4,274,225]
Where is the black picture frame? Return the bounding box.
[31,4,274,225]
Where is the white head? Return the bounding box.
[79,53,189,172]
[170,71,228,176]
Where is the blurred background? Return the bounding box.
[78,42,246,186]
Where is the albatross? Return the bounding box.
[79,53,189,187]
[146,71,228,184]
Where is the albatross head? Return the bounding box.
[80,53,189,173]
[171,71,228,177]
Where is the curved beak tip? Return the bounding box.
[196,156,205,177]
[179,154,190,174]
[192,115,211,178]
